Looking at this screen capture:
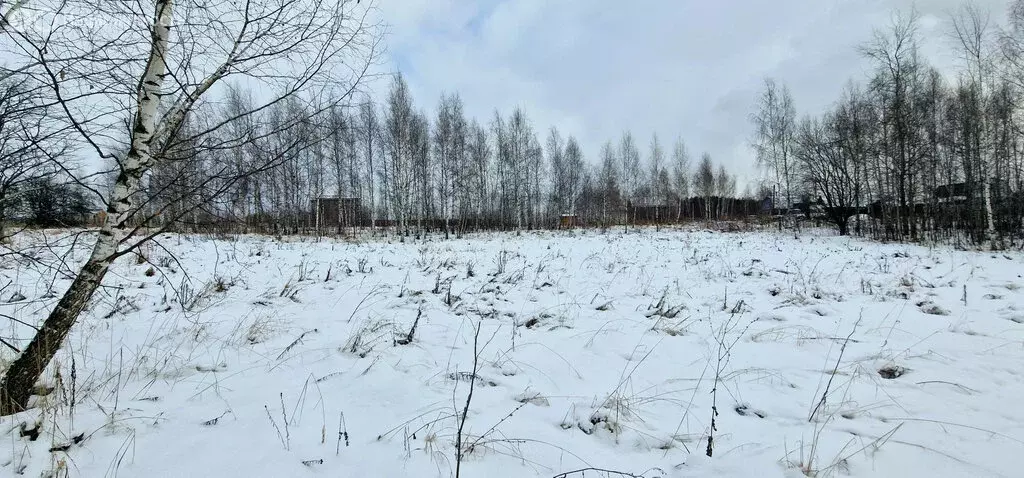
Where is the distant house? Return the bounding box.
[792,197,825,218]
[310,197,365,230]
[934,180,1015,204]
[558,214,578,229]
[934,183,968,204]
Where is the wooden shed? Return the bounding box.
[311,197,365,231]
[559,214,578,229]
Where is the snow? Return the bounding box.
[2,228,1023,477]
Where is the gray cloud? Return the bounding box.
[375,0,1012,188]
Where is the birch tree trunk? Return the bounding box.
[0,0,173,415]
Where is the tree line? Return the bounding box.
[6,2,1024,247]
[753,3,1024,246]
[136,74,751,238]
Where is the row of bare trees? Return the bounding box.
[0,76,90,238]
[144,73,752,237]
[754,3,1024,246]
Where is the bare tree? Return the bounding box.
[326,105,353,232]
[861,9,928,239]
[220,85,258,226]
[951,2,997,240]
[341,105,362,232]
[794,115,859,235]
[835,83,877,236]
[672,137,691,220]
[618,130,641,226]
[359,100,379,233]
[546,127,566,214]
[526,131,544,228]
[449,97,468,235]
[648,133,670,223]
[715,164,731,219]
[751,78,798,212]
[433,93,467,237]
[383,74,415,237]
[1000,0,1024,89]
[694,153,715,220]
[0,0,382,414]
[0,78,69,239]
[466,120,490,230]
[492,111,510,227]
[756,3,1024,243]
[409,109,431,236]
[563,136,584,216]
[598,141,620,227]
[497,108,538,229]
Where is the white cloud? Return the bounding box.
[374,0,1013,188]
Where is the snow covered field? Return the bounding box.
[1,228,1023,478]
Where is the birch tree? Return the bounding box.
[220,86,258,224]
[410,110,431,235]
[448,96,468,235]
[862,10,930,239]
[648,133,669,222]
[384,75,415,236]
[598,141,620,227]
[951,2,996,240]
[328,105,353,231]
[619,130,641,210]
[563,136,584,215]
[694,153,715,220]
[492,112,511,227]
[467,120,490,229]
[751,78,797,211]
[546,127,566,214]
[672,137,691,219]
[715,164,731,219]
[359,100,379,233]
[0,0,382,414]
[433,93,466,237]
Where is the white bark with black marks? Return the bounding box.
[0,0,175,415]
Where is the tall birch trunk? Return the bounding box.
[0,0,173,415]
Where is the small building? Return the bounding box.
[934,183,968,204]
[311,197,365,231]
[558,214,578,229]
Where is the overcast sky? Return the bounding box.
[374,0,1012,189]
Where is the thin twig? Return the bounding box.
[809,316,861,422]
[455,321,481,478]
[552,468,642,478]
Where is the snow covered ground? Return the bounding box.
[1,228,1023,478]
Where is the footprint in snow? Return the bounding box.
[734,404,767,418]
[515,392,550,407]
[806,305,830,317]
[878,365,908,379]
[917,301,950,316]
[756,313,787,322]
[195,363,227,373]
